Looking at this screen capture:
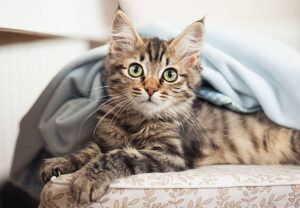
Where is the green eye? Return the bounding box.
[128,64,143,77]
[163,68,177,82]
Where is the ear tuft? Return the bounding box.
[110,11,143,56]
[197,16,206,24]
[171,21,204,66]
[117,3,123,11]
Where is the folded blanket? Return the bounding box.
[10,23,300,199]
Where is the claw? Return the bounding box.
[77,190,82,204]
[56,168,61,176]
[41,172,51,183]
[105,185,109,192]
[41,172,47,183]
[52,168,61,177]
[89,187,94,203]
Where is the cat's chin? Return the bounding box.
[135,101,166,117]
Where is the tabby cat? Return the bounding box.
[40,10,300,204]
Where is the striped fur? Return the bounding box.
[40,11,300,204]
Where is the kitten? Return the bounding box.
[40,10,300,204]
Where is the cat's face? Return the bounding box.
[104,11,204,118]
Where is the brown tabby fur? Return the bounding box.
[40,10,300,204]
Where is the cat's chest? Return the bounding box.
[97,117,179,151]
[125,120,178,148]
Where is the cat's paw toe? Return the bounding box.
[71,172,109,204]
[89,182,109,203]
[41,167,61,182]
[40,157,73,183]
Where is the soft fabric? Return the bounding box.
[39,165,300,208]
[197,87,261,113]
[10,23,300,199]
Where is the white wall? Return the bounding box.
[2,0,299,50]
[122,0,300,52]
[0,0,118,41]
[0,38,89,181]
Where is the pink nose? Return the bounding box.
[145,86,157,96]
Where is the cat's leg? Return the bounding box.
[40,142,101,183]
[70,147,186,204]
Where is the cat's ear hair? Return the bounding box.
[110,10,143,55]
[170,21,204,66]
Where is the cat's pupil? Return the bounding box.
[167,71,173,78]
[134,66,139,73]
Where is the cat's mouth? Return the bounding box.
[134,96,168,116]
[142,99,157,105]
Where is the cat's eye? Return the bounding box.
[128,64,143,77]
[163,68,178,82]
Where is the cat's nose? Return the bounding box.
[145,86,157,96]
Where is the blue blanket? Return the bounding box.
[10,22,300,199]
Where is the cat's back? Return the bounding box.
[189,97,296,165]
[192,97,274,134]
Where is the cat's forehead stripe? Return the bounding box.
[146,38,166,63]
[152,38,163,62]
[159,44,166,62]
[139,54,145,62]
[146,41,153,62]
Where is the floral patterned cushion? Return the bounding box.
[39,165,300,208]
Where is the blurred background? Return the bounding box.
[0,0,299,206]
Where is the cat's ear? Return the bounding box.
[110,10,143,55]
[170,20,204,66]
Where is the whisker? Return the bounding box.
[109,98,133,128]
[93,98,131,137]
[107,97,131,126]
[179,105,216,150]
[78,95,124,140]
[164,95,216,150]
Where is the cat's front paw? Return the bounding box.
[40,157,76,183]
[71,169,110,204]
